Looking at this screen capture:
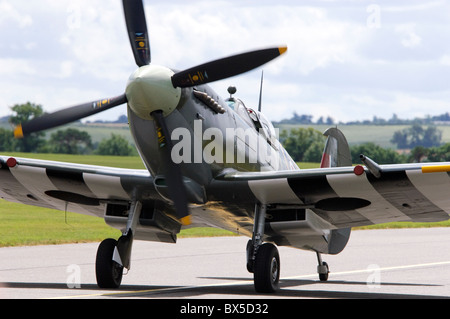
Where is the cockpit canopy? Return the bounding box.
[226,97,277,146]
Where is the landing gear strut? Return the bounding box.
[247,203,280,293]
[95,201,142,288]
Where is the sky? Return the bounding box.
[1,0,450,124]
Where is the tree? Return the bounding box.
[48,128,92,154]
[422,126,442,148]
[425,143,450,162]
[391,130,408,149]
[326,116,334,125]
[280,128,325,162]
[303,141,324,162]
[391,124,442,149]
[0,128,14,152]
[9,102,46,152]
[115,115,128,123]
[408,146,428,163]
[350,142,406,164]
[96,134,134,156]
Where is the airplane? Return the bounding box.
[2,0,450,293]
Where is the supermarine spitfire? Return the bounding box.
[2,0,450,293]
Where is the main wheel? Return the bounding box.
[253,243,280,293]
[95,238,124,288]
[318,262,329,282]
[246,240,254,273]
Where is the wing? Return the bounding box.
[0,155,168,233]
[210,162,450,254]
[217,162,450,228]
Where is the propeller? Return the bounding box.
[13,95,127,138]
[13,0,288,226]
[171,47,286,88]
[122,0,150,67]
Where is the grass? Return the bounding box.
[0,199,237,247]
[355,221,450,230]
[0,153,448,247]
[0,200,237,247]
[0,201,121,247]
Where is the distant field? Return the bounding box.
[4,121,450,149]
[0,122,134,145]
[71,122,450,149]
[276,124,450,149]
[68,123,135,144]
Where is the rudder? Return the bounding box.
[320,127,352,254]
[320,127,352,168]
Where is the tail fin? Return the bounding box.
[320,127,352,168]
[320,127,352,254]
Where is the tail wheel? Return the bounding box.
[253,243,280,293]
[95,238,124,288]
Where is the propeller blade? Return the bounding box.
[171,46,287,88]
[14,94,127,138]
[122,0,151,67]
[152,110,191,225]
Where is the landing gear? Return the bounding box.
[246,203,333,293]
[247,203,280,293]
[95,238,124,288]
[95,201,142,289]
[254,243,280,293]
[316,252,329,282]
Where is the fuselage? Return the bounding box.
[124,64,298,230]
[126,67,297,183]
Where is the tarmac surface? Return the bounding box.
[0,227,449,299]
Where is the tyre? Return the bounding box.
[95,238,124,288]
[319,262,329,282]
[246,240,254,273]
[253,243,280,293]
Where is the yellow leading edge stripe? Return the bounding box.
[422,165,450,173]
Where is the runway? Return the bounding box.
[0,227,449,299]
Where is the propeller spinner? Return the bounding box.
[13,0,287,225]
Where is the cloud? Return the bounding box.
[395,24,422,48]
[0,0,450,125]
[0,58,37,76]
[0,1,33,28]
